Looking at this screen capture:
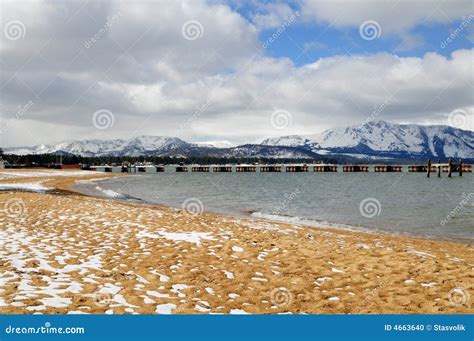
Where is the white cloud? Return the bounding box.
[0,0,473,147]
[301,0,472,34]
[250,2,300,29]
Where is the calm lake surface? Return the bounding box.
[72,170,474,242]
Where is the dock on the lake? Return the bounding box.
[343,165,369,172]
[191,165,210,172]
[313,164,338,172]
[236,164,257,172]
[426,159,471,178]
[213,165,233,172]
[84,159,472,177]
[374,165,402,172]
[286,164,309,172]
[260,165,282,172]
[175,165,188,172]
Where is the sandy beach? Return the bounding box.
[0,169,472,314]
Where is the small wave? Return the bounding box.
[94,186,128,199]
[250,211,375,234]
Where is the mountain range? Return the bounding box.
[4,121,474,161]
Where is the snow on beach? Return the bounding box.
[0,170,472,314]
[1,190,309,314]
[0,170,101,180]
[0,182,49,192]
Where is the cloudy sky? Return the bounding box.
[1,0,473,147]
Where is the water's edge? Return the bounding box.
[69,176,473,245]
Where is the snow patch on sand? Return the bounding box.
[155,303,176,314]
[0,182,49,192]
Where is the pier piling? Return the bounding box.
[260,165,281,172]
[313,165,338,172]
[285,164,309,172]
[213,165,232,172]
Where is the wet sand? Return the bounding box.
[0,169,472,314]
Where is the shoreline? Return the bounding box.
[69,173,474,246]
[0,169,472,314]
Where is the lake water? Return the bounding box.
[72,170,474,242]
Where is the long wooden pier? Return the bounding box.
[260,165,282,172]
[213,165,232,172]
[191,165,210,172]
[313,165,338,172]
[425,159,470,178]
[85,159,472,177]
[343,165,369,172]
[236,164,256,172]
[286,164,308,172]
[374,165,402,172]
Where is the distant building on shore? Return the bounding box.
[0,148,5,169]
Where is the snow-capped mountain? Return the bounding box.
[261,121,474,160]
[5,135,314,159]
[5,136,191,157]
[192,141,235,149]
[5,122,473,160]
